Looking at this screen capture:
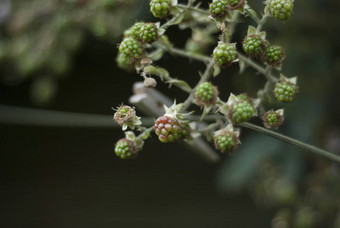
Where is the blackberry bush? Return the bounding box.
[113,0,340,177]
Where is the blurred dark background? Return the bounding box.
[1,0,340,227]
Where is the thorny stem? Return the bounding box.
[240,122,340,164]
[181,60,215,111]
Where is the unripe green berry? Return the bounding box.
[262,45,286,66]
[116,53,133,71]
[115,138,138,159]
[118,38,144,63]
[178,123,192,141]
[229,100,255,124]
[236,93,252,104]
[214,131,239,154]
[124,22,144,40]
[139,23,158,44]
[195,82,218,107]
[150,0,171,18]
[269,0,294,21]
[262,110,284,129]
[213,42,238,67]
[228,0,245,9]
[242,35,265,57]
[274,80,298,102]
[209,0,229,18]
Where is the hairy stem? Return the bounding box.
[153,42,211,63]
[240,122,340,164]
[237,52,278,82]
[175,4,210,16]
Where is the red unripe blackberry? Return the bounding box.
[154,116,181,143]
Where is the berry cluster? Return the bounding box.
[115,138,138,159]
[214,131,239,154]
[262,111,284,129]
[209,0,229,18]
[274,80,298,102]
[229,100,255,124]
[243,35,265,57]
[263,45,286,66]
[150,0,171,18]
[269,0,294,20]
[195,82,218,107]
[213,42,238,67]
[154,116,181,143]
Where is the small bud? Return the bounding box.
[113,105,141,130]
[262,110,284,129]
[144,77,157,88]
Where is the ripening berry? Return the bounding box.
[209,0,229,18]
[118,38,144,63]
[214,131,239,154]
[269,0,294,20]
[213,43,238,67]
[139,23,158,44]
[150,0,171,18]
[263,45,285,66]
[228,0,245,9]
[154,116,181,143]
[274,80,298,102]
[242,35,265,57]
[195,82,218,107]
[229,100,255,124]
[115,138,138,159]
[124,22,144,40]
[262,111,284,129]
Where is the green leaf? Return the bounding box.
[213,64,221,77]
[166,79,192,90]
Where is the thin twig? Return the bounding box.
[240,122,340,164]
